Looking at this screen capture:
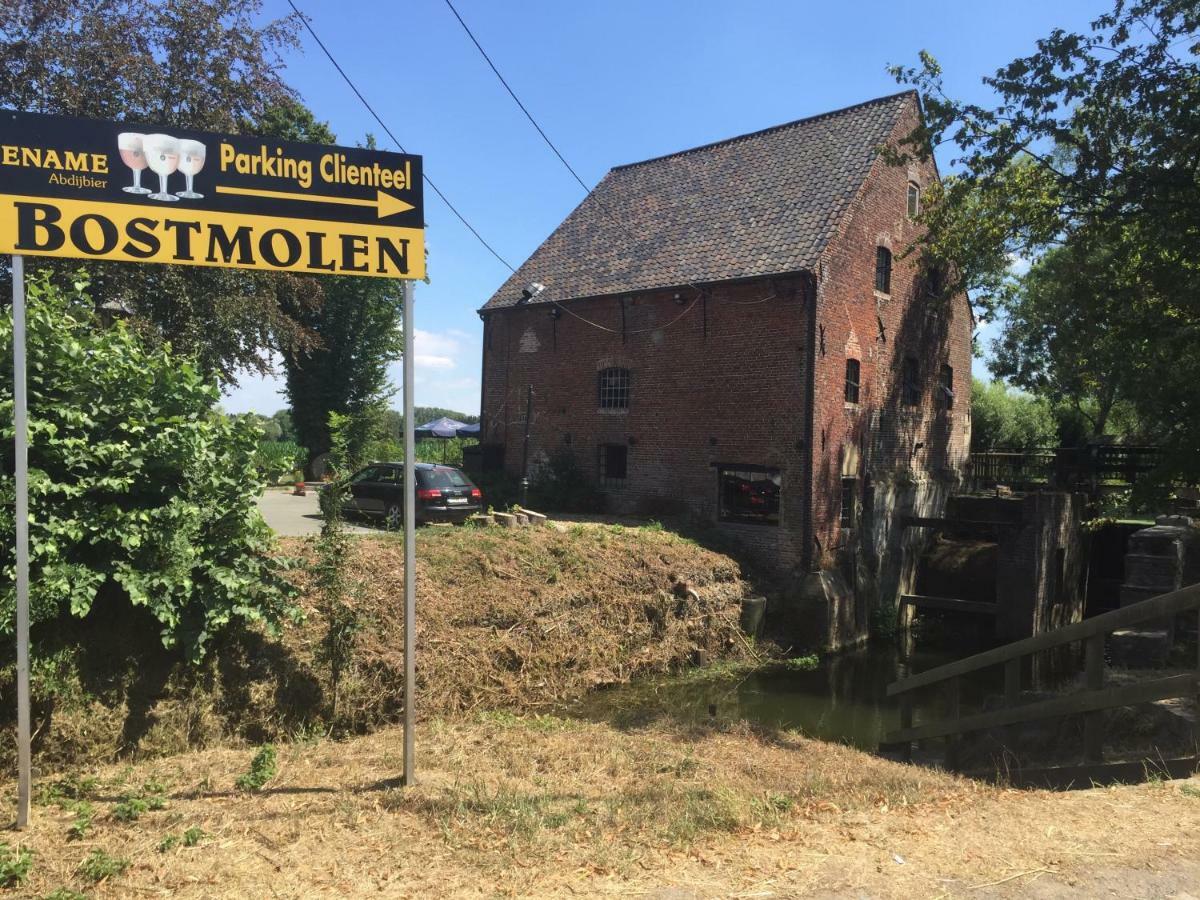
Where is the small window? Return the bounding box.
[844,358,861,404]
[875,247,892,294]
[902,356,921,406]
[939,364,954,411]
[718,466,780,526]
[598,443,627,486]
[907,182,920,218]
[840,477,857,528]
[598,367,630,409]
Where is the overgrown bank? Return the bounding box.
[1,525,758,771]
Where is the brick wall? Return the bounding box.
[480,275,812,572]
[478,95,973,584]
[810,97,973,566]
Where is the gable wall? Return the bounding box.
[480,275,812,571]
[811,97,974,571]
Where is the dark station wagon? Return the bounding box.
[338,462,483,527]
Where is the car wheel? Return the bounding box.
[385,503,403,530]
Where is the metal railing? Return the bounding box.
[883,582,1200,773]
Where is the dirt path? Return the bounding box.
[11,717,1200,898]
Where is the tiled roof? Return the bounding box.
[482,90,916,310]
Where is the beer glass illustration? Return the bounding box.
[176,139,206,199]
[143,133,180,202]
[117,132,151,194]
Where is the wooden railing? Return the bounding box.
[967,444,1163,490]
[883,582,1200,772]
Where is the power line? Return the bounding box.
[440,0,780,330]
[285,0,516,273]
[441,0,591,196]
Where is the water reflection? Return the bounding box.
[567,631,1004,751]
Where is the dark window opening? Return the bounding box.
[902,356,921,406]
[925,264,945,298]
[598,367,630,409]
[939,364,954,411]
[844,358,861,404]
[599,443,627,486]
[907,182,920,218]
[718,466,780,526]
[875,246,893,294]
[840,477,857,529]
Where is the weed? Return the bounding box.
[67,802,95,840]
[1181,783,1200,798]
[0,842,32,887]
[36,775,99,807]
[158,825,204,854]
[78,849,128,883]
[784,654,820,672]
[41,890,87,900]
[236,745,278,792]
[111,783,167,822]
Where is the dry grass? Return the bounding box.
[8,717,1200,898]
[1,524,757,772]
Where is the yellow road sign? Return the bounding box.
[0,109,425,279]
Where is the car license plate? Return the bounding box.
[447,497,468,505]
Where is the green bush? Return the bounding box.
[0,273,300,662]
[235,744,278,792]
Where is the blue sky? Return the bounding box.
[223,0,1104,416]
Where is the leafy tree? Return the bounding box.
[260,103,406,475]
[0,0,322,382]
[991,237,1148,438]
[271,409,297,444]
[0,273,299,660]
[970,379,1057,451]
[890,0,1200,478]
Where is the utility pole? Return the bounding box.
[401,279,416,786]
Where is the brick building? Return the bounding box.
[478,91,973,637]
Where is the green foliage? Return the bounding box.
[78,849,128,883]
[42,889,87,900]
[969,379,1056,450]
[254,441,305,482]
[68,802,95,840]
[783,654,820,672]
[0,842,32,887]
[111,783,166,822]
[890,1,1200,481]
[327,407,388,477]
[270,409,298,444]
[0,274,301,661]
[236,744,279,792]
[159,825,204,853]
[313,473,360,716]
[284,275,403,475]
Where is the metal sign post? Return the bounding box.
[11,254,31,828]
[401,278,416,785]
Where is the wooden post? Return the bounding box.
[944,677,961,770]
[1084,634,1105,763]
[899,694,913,763]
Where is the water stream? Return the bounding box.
[565,631,1005,750]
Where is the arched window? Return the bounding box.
[598,367,630,409]
[907,181,921,218]
[875,246,892,294]
[844,358,861,404]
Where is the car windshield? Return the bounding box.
[420,467,471,489]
